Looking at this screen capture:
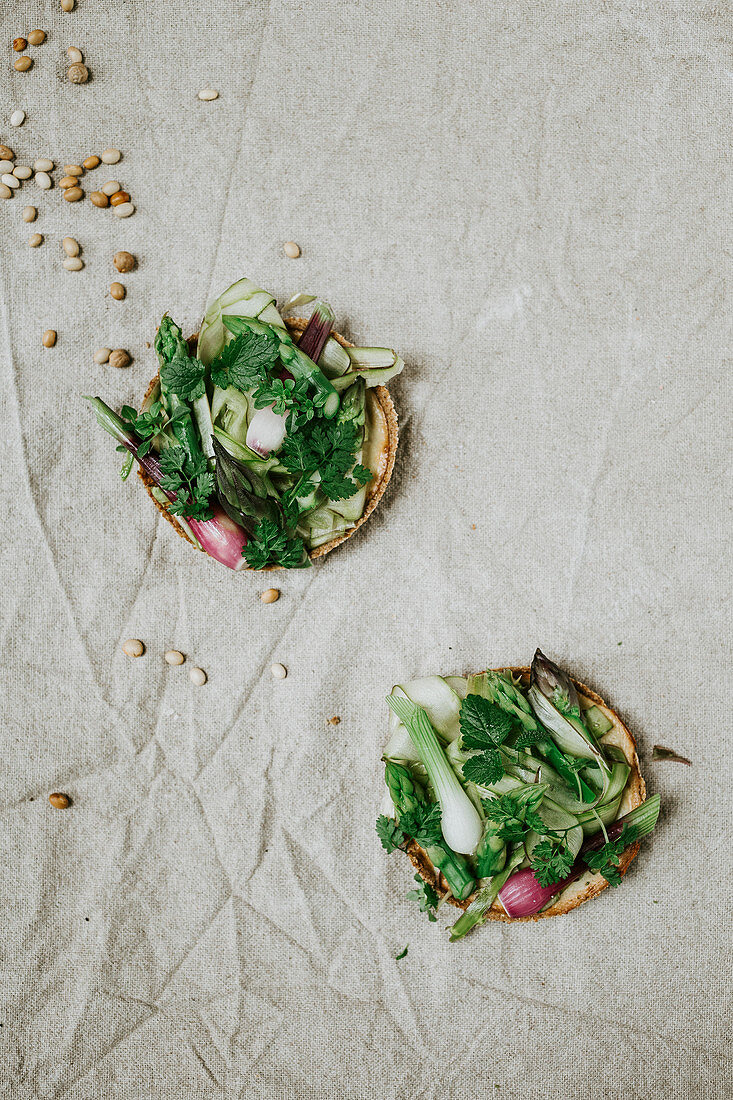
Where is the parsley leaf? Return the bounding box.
[530,837,575,887]
[585,825,638,887]
[158,447,214,521]
[376,815,405,854]
[395,945,408,960]
[243,517,307,570]
[398,803,442,847]
[210,329,279,392]
[406,874,439,922]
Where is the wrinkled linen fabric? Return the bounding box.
[0,1,730,1097]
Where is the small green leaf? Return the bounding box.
[376,815,405,854]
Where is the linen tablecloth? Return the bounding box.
[0,2,730,1096]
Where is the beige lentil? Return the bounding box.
[260,588,280,603]
[14,57,33,72]
[109,281,126,300]
[93,347,111,364]
[60,0,76,12]
[28,30,46,46]
[113,250,135,272]
[109,348,131,369]
[33,157,53,172]
[122,638,144,657]
[10,110,26,127]
[113,202,135,218]
[59,175,79,189]
[101,179,121,196]
[13,38,27,52]
[283,241,301,259]
[1,174,20,189]
[0,184,12,199]
[62,236,80,256]
[271,663,288,679]
[49,792,71,809]
[67,46,83,63]
[189,667,207,686]
[13,165,32,179]
[64,164,83,176]
[89,190,108,207]
[198,89,219,101]
[42,329,57,347]
[0,145,14,159]
[0,160,14,174]
[83,154,99,170]
[22,205,36,222]
[62,256,83,270]
[35,171,52,189]
[164,650,185,666]
[101,148,121,164]
[28,233,43,247]
[63,186,83,202]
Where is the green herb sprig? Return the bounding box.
[406,874,439,922]
[459,695,514,785]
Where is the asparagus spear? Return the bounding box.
[384,762,475,902]
[475,671,597,802]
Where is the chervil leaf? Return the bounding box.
[210,329,279,392]
[483,790,546,842]
[279,433,313,475]
[462,748,504,786]
[242,517,307,570]
[399,803,442,847]
[376,815,405,854]
[406,874,439,921]
[530,838,575,887]
[351,464,372,485]
[158,446,213,521]
[459,695,514,751]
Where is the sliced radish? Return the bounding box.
[246,405,287,457]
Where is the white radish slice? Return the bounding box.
[245,405,287,457]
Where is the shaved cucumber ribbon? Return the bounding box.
[383,676,463,763]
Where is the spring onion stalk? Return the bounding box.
[448,846,525,941]
[85,397,250,570]
[497,794,661,918]
[386,695,483,855]
[476,670,597,802]
[385,762,475,901]
[296,299,335,364]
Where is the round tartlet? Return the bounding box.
[138,319,399,566]
[403,669,646,922]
